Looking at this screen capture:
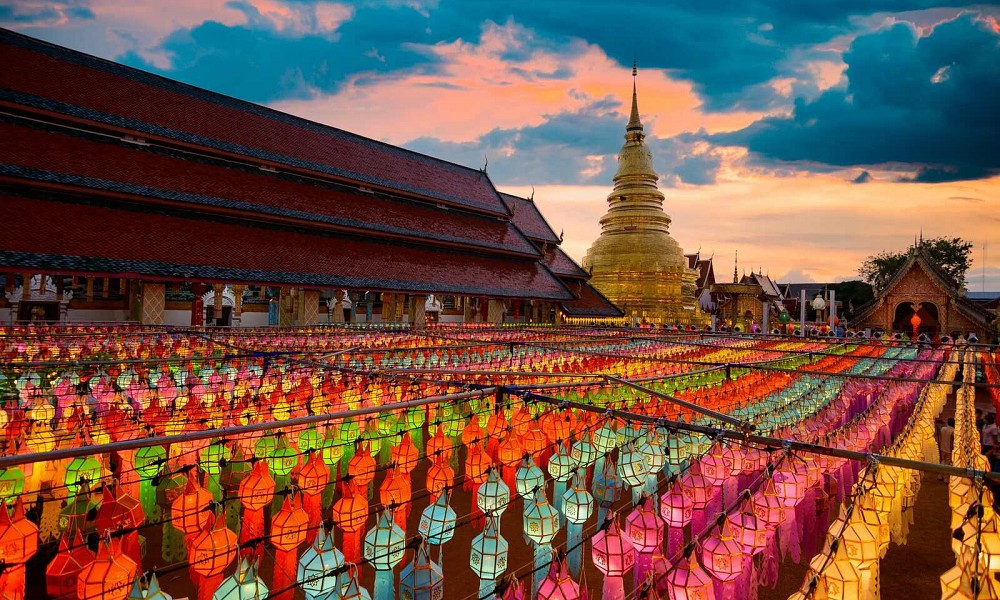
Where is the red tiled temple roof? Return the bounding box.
[560,280,624,317]
[0,194,574,300]
[0,121,538,256]
[500,193,560,243]
[542,246,589,279]
[0,29,507,215]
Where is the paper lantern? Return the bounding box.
[172,475,212,537]
[537,552,581,600]
[400,540,444,600]
[271,495,309,600]
[700,518,745,600]
[47,529,95,599]
[418,490,456,545]
[516,457,545,499]
[298,526,347,599]
[662,553,716,600]
[524,487,560,546]
[191,510,238,600]
[211,558,269,600]
[78,539,138,600]
[618,443,649,492]
[478,468,512,517]
[339,566,373,600]
[562,471,593,578]
[238,460,275,560]
[471,514,509,597]
[570,433,598,468]
[591,516,635,600]
[66,455,103,498]
[593,456,622,526]
[426,454,455,503]
[593,422,617,456]
[364,510,406,600]
[729,497,770,554]
[332,482,369,562]
[127,573,172,600]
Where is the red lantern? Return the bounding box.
[95,485,145,569]
[426,454,455,503]
[171,475,212,538]
[46,529,95,599]
[298,452,330,544]
[77,539,137,600]
[332,481,369,563]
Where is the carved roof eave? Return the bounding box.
[850,248,993,328]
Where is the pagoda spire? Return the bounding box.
[626,60,643,133]
[733,250,739,283]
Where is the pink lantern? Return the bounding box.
[700,518,746,599]
[662,553,716,600]
[625,496,664,592]
[591,516,635,600]
[538,552,581,600]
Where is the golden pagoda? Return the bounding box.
[581,68,701,325]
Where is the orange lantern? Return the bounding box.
[298,452,330,544]
[426,454,455,503]
[171,475,212,539]
[46,529,95,599]
[348,441,376,491]
[380,467,411,529]
[238,459,275,561]
[0,498,38,599]
[332,481,369,563]
[271,495,309,600]
[77,539,138,600]
[190,510,238,600]
[95,485,145,568]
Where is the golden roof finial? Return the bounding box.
[627,59,643,133]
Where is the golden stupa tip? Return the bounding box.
[626,63,643,133]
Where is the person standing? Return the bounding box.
[938,418,955,480]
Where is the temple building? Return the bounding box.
[851,245,997,339]
[581,70,702,325]
[0,29,617,326]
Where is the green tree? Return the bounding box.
[828,280,875,320]
[859,236,973,291]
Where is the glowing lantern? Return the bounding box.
[172,475,212,537]
[299,452,330,544]
[127,573,172,600]
[618,443,649,502]
[135,445,166,520]
[593,456,623,526]
[426,454,455,503]
[548,442,576,523]
[807,546,862,600]
[591,516,635,600]
[524,487,560,597]
[348,441,377,492]
[570,432,598,468]
[298,525,346,600]
[662,553,716,600]
[238,460,275,560]
[47,529,95,599]
[418,490,456,545]
[0,498,38,598]
[400,540,444,600]
[625,495,664,590]
[478,468,512,517]
[537,553,581,600]
[211,558,269,600]
[516,456,545,500]
[561,471,593,578]
[332,482,369,563]
[700,518,745,598]
[730,496,770,555]
[190,510,238,600]
[95,485,145,569]
[471,514,509,597]
[364,510,406,600]
[271,495,309,600]
[65,455,103,498]
[78,539,138,600]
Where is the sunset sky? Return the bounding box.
[5,1,998,288]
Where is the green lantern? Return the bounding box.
[65,456,102,498]
[0,468,24,505]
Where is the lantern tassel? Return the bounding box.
[471,483,484,529]
[553,480,567,528]
[303,493,323,544]
[603,575,625,600]
[343,529,362,563]
[240,507,265,562]
[567,522,584,578]
[198,573,223,600]
[533,543,550,599]
[374,569,394,600]
[479,579,496,599]
[272,548,297,600]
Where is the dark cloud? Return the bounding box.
[0,2,93,24]
[713,13,1000,182]
[120,2,448,102]
[852,170,872,183]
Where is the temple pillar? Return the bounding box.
[231,285,246,327]
[22,273,31,300]
[412,294,427,329]
[212,284,225,322]
[140,283,166,325]
[463,296,475,323]
[86,277,94,302]
[190,283,208,326]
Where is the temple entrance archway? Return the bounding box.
[893,301,940,337]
